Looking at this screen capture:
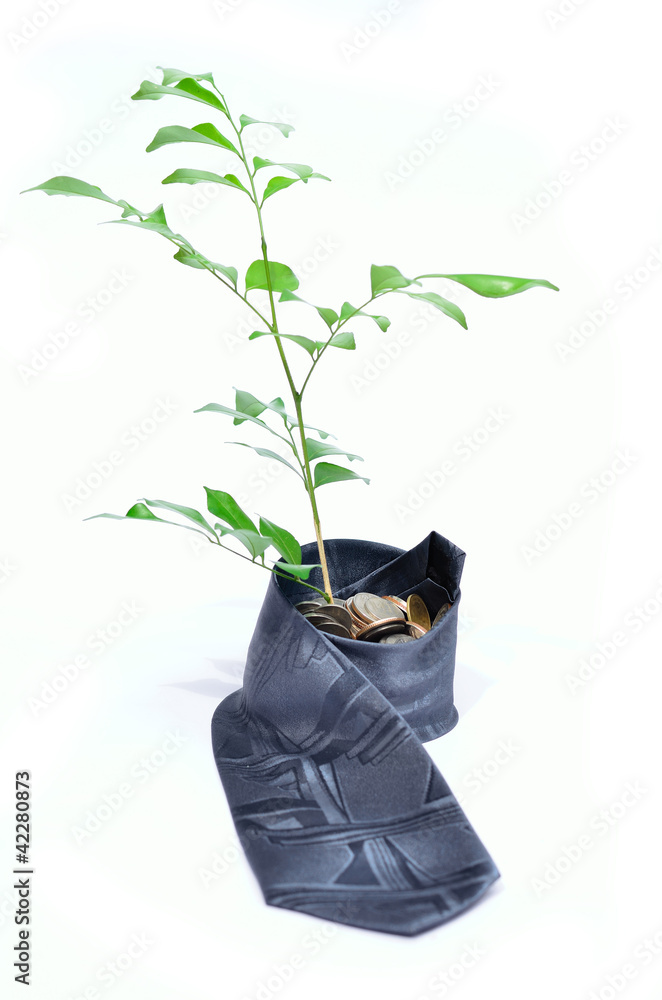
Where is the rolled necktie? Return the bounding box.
[211,531,499,936]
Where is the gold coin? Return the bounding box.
[406,594,431,630]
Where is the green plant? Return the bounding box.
[22,66,558,602]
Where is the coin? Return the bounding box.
[312,603,353,633]
[432,602,452,626]
[353,592,405,624]
[350,592,377,624]
[406,594,431,630]
[344,596,366,632]
[355,618,408,642]
[382,595,407,613]
[304,612,343,629]
[316,621,353,638]
[406,622,428,640]
[379,633,416,644]
[344,595,360,616]
[365,594,405,622]
[295,599,327,615]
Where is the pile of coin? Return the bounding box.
[295,591,452,643]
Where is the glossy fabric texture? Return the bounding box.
[211,532,499,935]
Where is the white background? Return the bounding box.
[2,1,661,998]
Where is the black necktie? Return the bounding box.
[211,531,499,936]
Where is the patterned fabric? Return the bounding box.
[211,532,499,936]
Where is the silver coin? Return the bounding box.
[353,592,405,624]
[314,604,353,632]
[355,618,408,642]
[406,622,428,639]
[316,621,352,638]
[382,595,408,613]
[379,633,416,644]
[364,594,405,622]
[350,592,375,624]
[295,599,327,614]
[330,598,347,608]
[304,612,342,628]
[345,595,367,629]
[432,602,452,626]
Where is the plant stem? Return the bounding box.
[291,390,333,600]
[222,94,334,601]
[299,290,388,396]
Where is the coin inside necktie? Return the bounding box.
[311,603,353,633]
[295,599,327,615]
[432,602,452,627]
[355,617,408,642]
[406,593,431,631]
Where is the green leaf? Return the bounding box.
[275,562,320,581]
[146,123,239,155]
[234,389,268,422]
[368,314,390,332]
[116,199,144,218]
[370,264,421,296]
[227,528,273,559]
[21,175,120,205]
[416,273,560,297]
[260,396,288,420]
[233,392,333,440]
[195,402,289,442]
[316,307,339,329]
[264,396,288,417]
[258,516,301,565]
[248,329,319,357]
[124,502,160,521]
[253,157,312,178]
[157,66,215,86]
[328,331,356,350]
[313,463,370,489]
[107,204,192,249]
[161,168,250,196]
[85,502,212,539]
[172,248,238,286]
[233,390,296,427]
[262,176,299,202]
[212,522,233,536]
[131,77,226,113]
[305,439,363,463]
[227,442,301,477]
[239,115,294,137]
[305,423,335,441]
[399,290,467,329]
[253,158,331,183]
[339,301,390,332]
[204,488,257,533]
[141,498,216,535]
[245,260,299,293]
[278,290,338,329]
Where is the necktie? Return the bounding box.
[211,531,499,936]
